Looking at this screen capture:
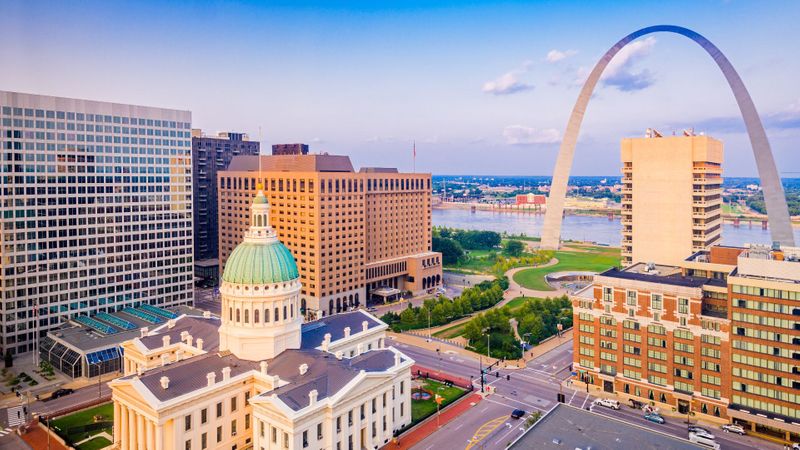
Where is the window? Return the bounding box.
[626,290,637,306]
[231,419,237,436]
[217,426,222,443]
[336,416,341,433]
[650,294,662,310]
[185,440,191,450]
[317,423,323,440]
[603,287,613,302]
[231,396,237,412]
[185,414,192,431]
[216,402,223,418]
[284,432,289,449]
[678,297,689,314]
[201,432,207,449]
[245,414,250,429]
[201,408,208,424]
[303,430,309,448]
[272,427,277,443]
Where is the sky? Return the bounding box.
[1,0,799,176]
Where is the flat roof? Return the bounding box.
[508,403,704,450]
[599,267,709,288]
[226,154,355,173]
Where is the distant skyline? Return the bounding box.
[2,0,798,176]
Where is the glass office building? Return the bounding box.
[0,91,194,356]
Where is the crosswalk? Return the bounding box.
[0,427,12,437]
[7,405,26,427]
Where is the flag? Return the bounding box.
[413,140,416,158]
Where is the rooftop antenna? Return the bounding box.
[258,126,263,189]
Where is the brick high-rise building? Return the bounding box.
[218,154,441,319]
[0,91,194,355]
[573,243,800,443]
[191,129,260,272]
[621,133,723,266]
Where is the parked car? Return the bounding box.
[644,413,665,424]
[688,432,720,449]
[366,307,378,313]
[50,388,74,399]
[689,429,716,440]
[593,398,621,410]
[510,409,526,419]
[720,423,746,435]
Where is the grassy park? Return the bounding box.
[50,403,113,450]
[411,379,466,424]
[512,244,620,291]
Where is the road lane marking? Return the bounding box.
[485,396,548,412]
[465,416,507,450]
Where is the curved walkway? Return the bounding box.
[501,263,567,305]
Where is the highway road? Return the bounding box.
[392,337,774,450]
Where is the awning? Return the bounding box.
[371,287,401,297]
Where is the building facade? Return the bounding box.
[217,154,441,319]
[573,244,800,445]
[110,191,413,450]
[272,143,308,156]
[620,134,723,265]
[191,129,260,265]
[0,91,193,356]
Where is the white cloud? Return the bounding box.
[503,125,561,145]
[601,36,657,91]
[482,70,534,96]
[546,49,577,63]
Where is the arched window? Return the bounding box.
[254,309,260,323]
[236,309,241,323]
[301,299,306,313]
[336,298,341,313]
[274,308,279,322]
[659,393,666,403]
[283,305,287,320]
[244,309,249,324]
[290,304,294,317]
[355,293,359,306]
[329,300,334,315]
[264,309,270,322]
[229,307,233,321]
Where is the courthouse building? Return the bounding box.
[110,190,413,450]
[217,154,442,319]
[573,244,800,444]
[0,91,193,356]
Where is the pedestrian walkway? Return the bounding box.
[0,426,13,437]
[20,425,68,450]
[385,393,482,450]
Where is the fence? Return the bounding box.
[411,364,474,390]
[403,330,466,348]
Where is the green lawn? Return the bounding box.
[432,321,468,339]
[77,436,112,450]
[513,245,620,291]
[411,379,467,424]
[51,403,113,446]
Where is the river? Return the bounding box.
[432,208,800,247]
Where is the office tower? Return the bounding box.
[573,243,800,441]
[191,129,260,278]
[620,133,723,265]
[218,154,442,319]
[272,143,309,156]
[0,91,193,356]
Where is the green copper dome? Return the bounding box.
[222,240,299,285]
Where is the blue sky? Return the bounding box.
[1,0,798,176]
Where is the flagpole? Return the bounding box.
[413,140,416,174]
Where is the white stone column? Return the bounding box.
[128,409,137,450]
[119,405,129,450]
[136,414,145,450]
[113,402,121,445]
[155,422,164,450]
[146,419,154,450]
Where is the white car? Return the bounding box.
[720,423,746,435]
[593,398,620,410]
[689,429,716,440]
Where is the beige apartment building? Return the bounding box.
[621,133,723,265]
[218,154,441,319]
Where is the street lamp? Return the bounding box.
[481,327,491,359]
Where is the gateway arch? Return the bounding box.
[540,25,795,249]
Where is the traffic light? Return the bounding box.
[506,374,510,381]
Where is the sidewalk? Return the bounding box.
[385,392,482,450]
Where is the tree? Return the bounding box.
[432,237,464,265]
[399,307,416,328]
[503,240,525,257]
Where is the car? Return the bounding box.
[644,413,665,424]
[593,398,620,410]
[366,307,378,312]
[688,425,713,435]
[688,433,720,449]
[689,429,716,440]
[510,409,526,419]
[792,444,800,450]
[50,388,74,399]
[720,423,746,435]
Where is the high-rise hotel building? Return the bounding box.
[218,154,442,319]
[0,91,194,355]
[621,134,723,265]
[573,244,800,444]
